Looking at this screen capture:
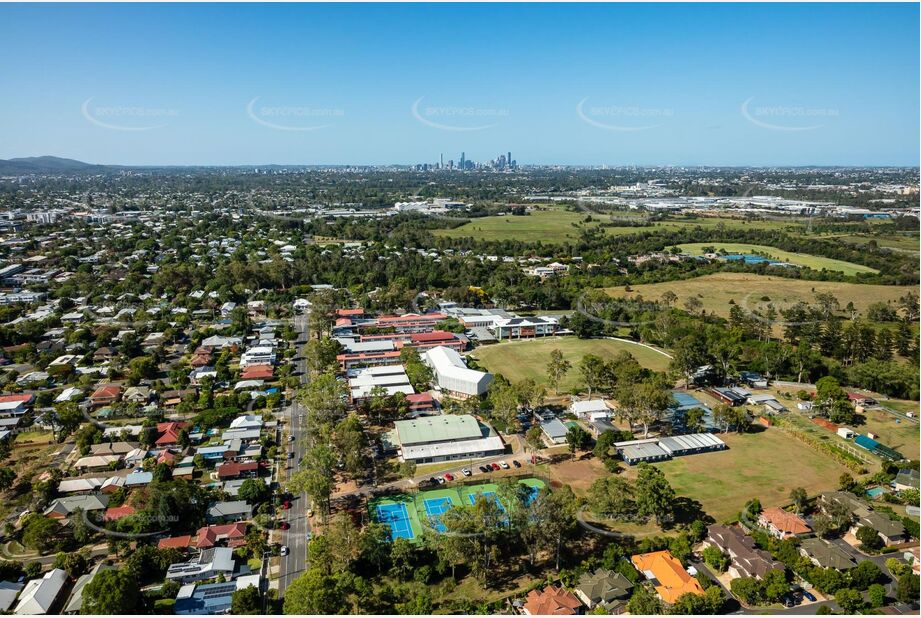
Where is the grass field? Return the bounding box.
[819,232,920,254]
[432,209,815,243]
[673,242,878,275]
[642,429,850,522]
[856,408,919,460]
[471,337,671,393]
[604,273,916,319]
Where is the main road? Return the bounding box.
[278,309,312,597]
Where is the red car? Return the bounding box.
[278,521,290,530]
[281,500,291,510]
[491,462,501,471]
[443,473,454,482]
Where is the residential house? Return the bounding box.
[122,386,151,404]
[707,524,783,579]
[89,384,121,407]
[895,469,920,492]
[173,574,262,616]
[165,547,235,584]
[207,500,253,523]
[522,585,582,615]
[757,507,812,540]
[631,550,704,605]
[799,538,857,570]
[63,563,114,614]
[573,568,633,610]
[818,491,907,545]
[0,581,24,613]
[14,569,68,615]
[570,399,611,422]
[216,461,259,481]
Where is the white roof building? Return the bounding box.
[14,569,67,615]
[348,365,415,399]
[422,346,492,397]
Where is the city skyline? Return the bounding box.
[0,3,918,167]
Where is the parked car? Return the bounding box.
[512,460,521,468]
[803,591,816,602]
[281,500,291,510]
[461,468,472,477]
[280,545,289,556]
[444,473,455,482]
[278,521,290,530]
[428,477,438,485]
[479,466,489,473]
[288,435,295,442]
[435,476,445,484]
[491,462,501,471]
[499,460,510,469]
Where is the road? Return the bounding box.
[277,310,311,597]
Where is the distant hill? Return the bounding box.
[0,156,107,174]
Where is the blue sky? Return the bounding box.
[0,3,917,166]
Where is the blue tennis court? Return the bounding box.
[376,502,414,540]
[466,491,506,512]
[423,497,453,532]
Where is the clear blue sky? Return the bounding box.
[0,3,917,166]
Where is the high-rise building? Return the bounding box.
[508,152,512,168]
[459,152,465,170]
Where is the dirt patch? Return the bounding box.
[545,456,607,495]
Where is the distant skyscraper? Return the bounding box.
[460,152,465,169]
[508,152,512,168]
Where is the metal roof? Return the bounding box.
[394,414,484,445]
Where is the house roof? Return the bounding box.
[707,524,783,579]
[759,507,811,536]
[104,505,137,521]
[523,585,582,615]
[14,569,67,615]
[631,550,705,604]
[195,522,248,548]
[90,384,121,400]
[800,538,857,570]
[158,535,194,550]
[575,569,634,604]
[216,461,259,479]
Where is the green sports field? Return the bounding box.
[638,429,850,522]
[471,337,671,393]
[604,273,916,320]
[673,242,878,275]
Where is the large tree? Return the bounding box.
[634,463,676,527]
[82,569,141,614]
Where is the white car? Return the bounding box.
[280,545,289,556]
[499,460,510,469]
[288,435,295,442]
[461,468,472,477]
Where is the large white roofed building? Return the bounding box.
[422,346,492,398]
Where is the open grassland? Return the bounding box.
[646,429,850,522]
[826,232,920,254]
[603,273,916,319]
[674,242,878,275]
[432,209,818,243]
[471,337,671,393]
[857,408,920,460]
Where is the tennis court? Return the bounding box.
[376,502,414,540]
[466,490,506,512]
[423,497,454,532]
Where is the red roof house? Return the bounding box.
[523,586,582,615]
[217,461,259,480]
[195,522,248,548]
[157,535,193,550]
[104,505,137,521]
[240,364,274,380]
[90,384,122,407]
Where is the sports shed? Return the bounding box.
[658,433,726,456]
[617,440,670,465]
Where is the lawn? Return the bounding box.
[471,337,671,393]
[603,273,916,319]
[641,429,851,522]
[432,210,813,243]
[828,233,920,254]
[856,408,919,460]
[673,242,878,275]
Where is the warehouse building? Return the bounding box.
[422,346,492,398]
[387,414,504,463]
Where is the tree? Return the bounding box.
[855,526,883,551]
[398,460,416,479]
[283,568,345,615]
[867,583,886,608]
[288,443,335,521]
[546,349,571,394]
[702,546,729,573]
[389,537,415,581]
[896,573,920,604]
[850,560,883,590]
[834,588,863,614]
[82,569,140,614]
[789,487,808,514]
[634,463,676,526]
[627,583,663,615]
[231,584,262,614]
[684,407,705,433]
[579,354,606,398]
[22,516,61,554]
[238,478,270,505]
[730,577,764,605]
[0,467,16,491]
[886,557,910,578]
[525,426,544,454]
[304,337,343,375]
[565,425,590,459]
